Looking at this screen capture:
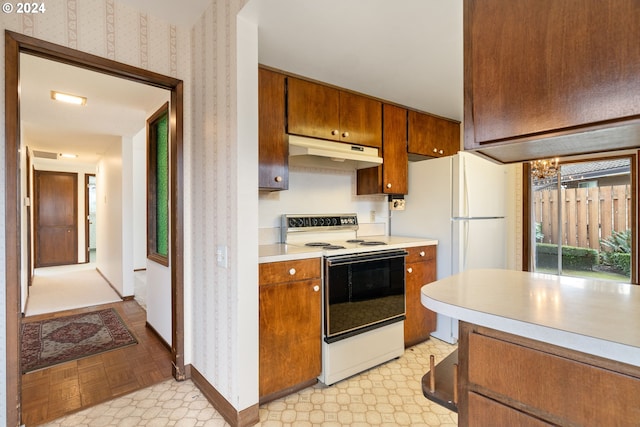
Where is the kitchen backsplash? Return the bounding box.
[259,165,388,244]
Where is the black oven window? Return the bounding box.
[326,253,405,337]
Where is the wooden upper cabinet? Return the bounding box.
[408,110,460,159]
[357,104,408,195]
[464,0,640,152]
[287,77,382,148]
[258,68,288,191]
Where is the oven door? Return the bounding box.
[324,249,407,342]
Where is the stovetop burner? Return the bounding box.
[359,241,387,246]
[324,245,346,250]
[305,242,332,247]
[346,239,365,243]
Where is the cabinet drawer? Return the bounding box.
[405,245,436,264]
[467,392,552,427]
[468,332,640,426]
[259,258,321,285]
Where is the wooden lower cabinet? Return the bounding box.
[404,245,437,347]
[259,258,322,402]
[467,393,553,427]
[459,322,640,426]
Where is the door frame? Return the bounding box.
[4,30,185,426]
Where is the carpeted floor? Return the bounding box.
[21,308,138,373]
[25,264,121,316]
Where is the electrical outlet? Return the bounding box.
[390,199,406,211]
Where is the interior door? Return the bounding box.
[34,170,78,267]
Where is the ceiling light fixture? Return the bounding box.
[59,153,78,159]
[530,158,559,180]
[51,91,87,106]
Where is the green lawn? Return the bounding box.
[536,267,630,282]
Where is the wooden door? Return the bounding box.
[34,170,78,267]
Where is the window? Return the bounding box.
[530,157,635,283]
[147,102,170,266]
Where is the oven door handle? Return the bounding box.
[325,250,407,266]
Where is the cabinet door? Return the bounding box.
[259,278,322,399]
[465,0,640,147]
[259,68,288,190]
[339,91,382,148]
[287,77,340,141]
[357,104,407,195]
[404,246,437,347]
[408,110,460,158]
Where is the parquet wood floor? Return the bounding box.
[21,300,173,426]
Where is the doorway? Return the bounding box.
[5,31,185,426]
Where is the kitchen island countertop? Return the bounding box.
[421,268,640,367]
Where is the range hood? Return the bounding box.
[288,135,383,170]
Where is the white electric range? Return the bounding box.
[281,214,418,385]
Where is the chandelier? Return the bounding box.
[530,158,559,180]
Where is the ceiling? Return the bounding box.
[20,54,169,164]
[20,0,462,165]
[246,0,463,121]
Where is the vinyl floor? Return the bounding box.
[38,337,458,427]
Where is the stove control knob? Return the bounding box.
[311,218,318,226]
[313,285,320,292]
[289,268,296,276]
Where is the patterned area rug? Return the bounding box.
[21,308,138,373]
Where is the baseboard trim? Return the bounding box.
[145,321,171,351]
[95,267,124,299]
[189,365,259,427]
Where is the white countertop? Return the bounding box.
[421,269,640,367]
[259,236,437,263]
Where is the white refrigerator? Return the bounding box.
[391,151,509,343]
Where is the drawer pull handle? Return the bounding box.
[420,251,425,257]
[289,268,296,275]
[313,285,320,292]
[407,267,413,273]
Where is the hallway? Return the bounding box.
[25,264,121,316]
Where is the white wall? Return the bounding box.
[258,165,389,243]
[96,140,125,294]
[132,127,147,270]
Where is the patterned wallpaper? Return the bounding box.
[189,0,256,409]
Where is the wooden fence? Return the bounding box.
[533,185,631,249]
